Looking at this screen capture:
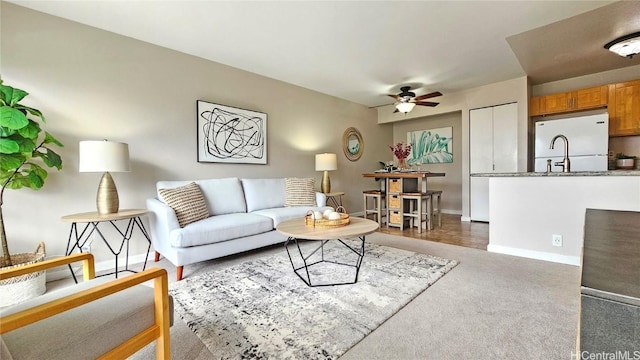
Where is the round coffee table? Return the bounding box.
[276,217,379,287]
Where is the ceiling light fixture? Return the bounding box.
[604,31,640,58]
[395,102,415,114]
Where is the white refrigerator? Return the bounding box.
[534,113,609,172]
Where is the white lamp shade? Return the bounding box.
[396,102,416,114]
[315,153,337,171]
[79,140,130,172]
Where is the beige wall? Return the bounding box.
[0,3,392,264]
[392,112,462,214]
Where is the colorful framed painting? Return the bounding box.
[407,126,453,164]
[197,100,267,164]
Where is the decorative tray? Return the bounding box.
[305,206,350,227]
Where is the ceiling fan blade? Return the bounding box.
[388,94,400,100]
[415,101,439,107]
[414,91,443,101]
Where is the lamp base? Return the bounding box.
[97,172,119,215]
[321,170,331,193]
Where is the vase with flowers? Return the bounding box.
[389,142,411,170]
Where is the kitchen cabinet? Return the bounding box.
[470,102,518,222]
[608,80,640,137]
[530,85,608,116]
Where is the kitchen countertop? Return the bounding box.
[471,170,640,177]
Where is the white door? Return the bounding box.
[470,103,518,222]
[470,107,494,222]
[492,103,518,173]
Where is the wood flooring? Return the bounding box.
[374,213,489,250]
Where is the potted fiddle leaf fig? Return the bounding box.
[0,81,63,275]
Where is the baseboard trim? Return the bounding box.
[487,244,580,266]
[460,216,471,222]
[46,252,154,282]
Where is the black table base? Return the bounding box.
[284,236,365,287]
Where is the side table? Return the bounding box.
[324,191,345,209]
[61,209,151,282]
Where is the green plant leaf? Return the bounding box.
[16,120,41,140]
[0,106,29,130]
[16,104,45,123]
[7,134,37,154]
[0,85,28,106]
[27,169,44,189]
[4,173,30,190]
[0,126,16,137]
[0,138,20,154]
[25,162,48,181]
[34,147,63,170]
[0,153,25,171]
[44,132,64,147]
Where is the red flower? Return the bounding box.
[389,142,411,160]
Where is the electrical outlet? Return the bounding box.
[552,234,563,247]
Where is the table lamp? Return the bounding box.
[79,140,130,215]
[315,153,337,193]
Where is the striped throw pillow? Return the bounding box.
[284,178,317,207]
[158,182,210,228]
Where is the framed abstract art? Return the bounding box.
[197,100,267,164]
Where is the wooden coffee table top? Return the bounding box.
[277,217,379,240]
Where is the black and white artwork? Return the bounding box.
[197,100,267,164]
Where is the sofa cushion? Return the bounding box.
[169,213,273,248]
[252,205,333,227]
[284,178,317,207]
[241,178,286,212]
[157,177,247,215]
[158,182,210,228]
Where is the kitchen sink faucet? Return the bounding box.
[550,134,571,173]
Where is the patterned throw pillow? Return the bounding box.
[158,182,210,228]
[284,178,317,207]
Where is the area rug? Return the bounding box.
[169,240,458,359]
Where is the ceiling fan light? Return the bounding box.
[396,102,415,114]
[605,32,640,58]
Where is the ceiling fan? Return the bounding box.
[388,86,442,113]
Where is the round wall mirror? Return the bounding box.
[342,127,363,161]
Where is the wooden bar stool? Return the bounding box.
[363,190,386,226]
[425,190,443,229]
[400,192,432,233]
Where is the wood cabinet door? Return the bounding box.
[610,80,640,136]
[543,92,570,114]
[575,86,608,110]
[529,96,542,116]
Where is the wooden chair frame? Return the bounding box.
[0,253,170,359]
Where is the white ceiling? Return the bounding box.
[9,0,640,108]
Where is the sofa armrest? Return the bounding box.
[146,198,180,252]
[316,192,327,207]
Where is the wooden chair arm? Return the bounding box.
[1,267,168,332]
[0,253,95,282]
[1,255,171,359]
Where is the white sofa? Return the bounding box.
[146,177,331,280]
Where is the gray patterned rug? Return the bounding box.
[169,240,458,359]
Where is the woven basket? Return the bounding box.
[0,242,46,307]
[305,206,350,227]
